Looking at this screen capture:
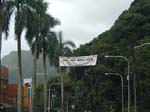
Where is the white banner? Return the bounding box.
[59,55,97,67]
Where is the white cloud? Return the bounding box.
[48,0,134,46]
[2,0,134,57]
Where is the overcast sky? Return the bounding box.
[2,0,134,57]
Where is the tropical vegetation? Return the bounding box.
[1,0,150,112]
[3,0,58,112]
[25,0,59,111]
[65,0,150,112]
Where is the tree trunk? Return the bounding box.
[43,52,48,112]
[0,31,2,103]
[31,46,37,112]
[0,0,3,103]
[17,35,23,112]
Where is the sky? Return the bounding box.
[2,0,134,57]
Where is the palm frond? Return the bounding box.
[63,40,76,48]
[2,0,15,38]
[63,47,73,56]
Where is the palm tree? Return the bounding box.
[0,0,5,102]
[26,17,42,112]
[53,31,76,66]
[28,36,42,112]
[41,31,58,112]
[0,0,13,101]
[54,31,76,112]
[4,0,41,111]
[57,31,76,56]
[26,3,59,111]
[35,6,59,112]
[26,1,48,111]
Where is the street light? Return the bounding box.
[133,42,150,112]
[48,83,62,112]
[105,55,128,62]
[51,92,56,111]
[105,73,124,112]
[105,55,130,112]
[66,97,77,112]
[66,97,85,112]
[134,43,150,49]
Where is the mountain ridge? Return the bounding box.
[2,50,58,84]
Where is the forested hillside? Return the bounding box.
[66,0,150,112]
[2,50,58,84]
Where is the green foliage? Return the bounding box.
[112,0,150,45]
[3,0,150,111]
[66,0,150,112]
[50,31,76,68]
[7,107,17,112]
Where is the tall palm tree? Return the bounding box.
[35,6,59,112]
[41,31,58,112]
[4,0,40,111]
[26,3,59,111]
[53,31,76,66]
[0,0,13,101]
[53,31,76,112]
[26,19,42,112]
[0,0,5,102]
[26,1,48,111]
[28,36,41,112]
[57,31,76,56]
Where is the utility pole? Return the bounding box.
[105,73,124,112]
[61,69,64,112]
[134,43,150,112]
[105,55,130,112]
[48,83,62,112]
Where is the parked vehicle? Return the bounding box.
[0,104,6,112]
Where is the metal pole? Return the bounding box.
[48,87,51,112]
[121,75,124,112]
[105,73,124,112]
[105,55,130,112]
[51,98,53,111]
[61,70,64,112]
[134,76,136,112]
[134,43,150,49]
[67,98,68,112]
[48,83,62,112]
[133,43,150,112]
[30,87,32,112]
[133,56,137,112]
[127,61,130,112]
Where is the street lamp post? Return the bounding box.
[133,42,150,112]
[67,97,84,112]
[105,55,130,112]
[134,43,150,49]
[61,72,64,112]
[48,83,62,112]
[105,73,124,112]
[67,97,77,112]
[51,93,56,111]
